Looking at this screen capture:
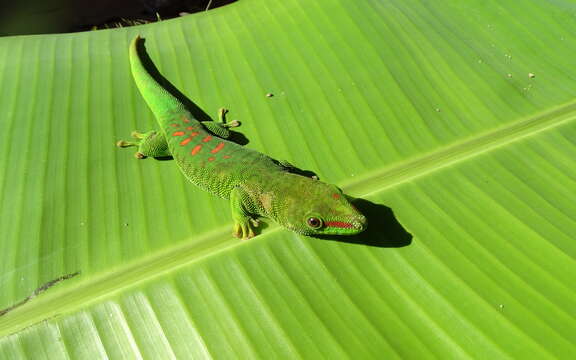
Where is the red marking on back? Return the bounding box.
[190,132,200,137]
[186,126,195,130]
[223,155,231,159]
[191,145,202,155]
[332,193,341,199]
[208,157,215,161]
[325,221,353,229]
[183,118,190,123]
[172,131,185,136]
[170,123,180,127]
[211,142,225,154]
[180,138,192,146]
[202,135,212,142]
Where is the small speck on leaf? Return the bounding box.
[266,93,274,98]
[435,108,441,112]
[528,73,535,79]
[507,74,512,78]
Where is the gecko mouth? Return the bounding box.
[325,221,354,229]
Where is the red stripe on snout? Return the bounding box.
[325,221,353,229]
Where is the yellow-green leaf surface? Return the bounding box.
[1,0,576,358]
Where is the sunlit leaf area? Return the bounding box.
[1,0,575,358]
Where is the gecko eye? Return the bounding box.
[306,217,323,229]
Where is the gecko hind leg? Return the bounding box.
[117,130,171,159]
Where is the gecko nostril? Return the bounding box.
[354,215,367,231]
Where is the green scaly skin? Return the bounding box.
[117,36,367,239]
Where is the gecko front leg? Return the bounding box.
[230,186,258,239]
[201,108,241,139]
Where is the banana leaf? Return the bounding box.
[1,0,575,358]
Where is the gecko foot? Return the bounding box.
[233,219,257,239]
[223,120,241,128]
[217,108,241,128]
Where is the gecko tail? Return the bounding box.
[129,36,189,124]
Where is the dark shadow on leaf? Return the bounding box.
[271,159,319,179]
[227,130,249,146]
[134,37,249,146]
[315,198,412,248]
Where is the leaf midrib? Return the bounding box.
[347,100,576,197]
[1,99,575,337]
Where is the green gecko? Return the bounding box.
[117,36,367,239]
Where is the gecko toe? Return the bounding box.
[116,140,131,148]
[131,131,146,139]
[233,223,242,238]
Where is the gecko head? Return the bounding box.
[275,177,367,236]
